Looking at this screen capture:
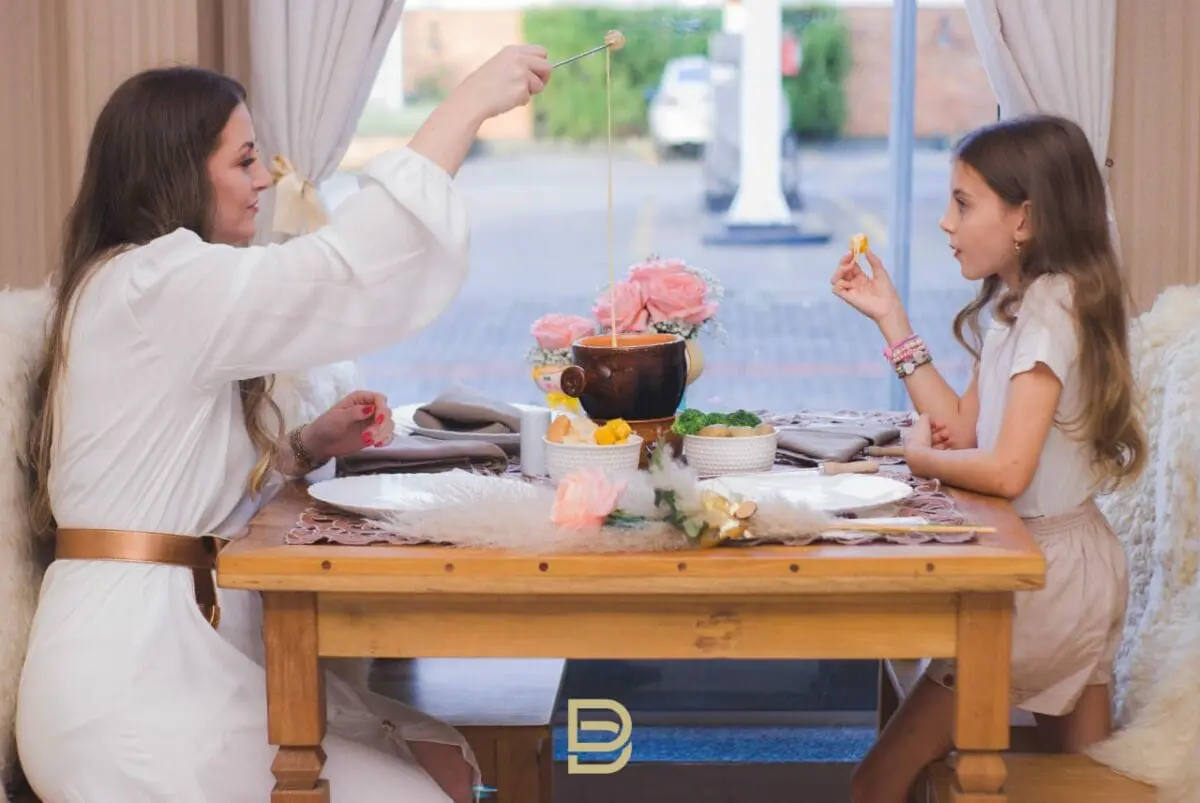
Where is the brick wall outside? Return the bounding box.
[401,9,532,139]
[399,6,997,141]
[840,6,997,139]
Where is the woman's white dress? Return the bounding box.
[16,149,476,802]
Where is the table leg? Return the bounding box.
[952,592,1012,803]
[263,592,330,802]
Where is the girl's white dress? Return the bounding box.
[16,149,476,802]
[925,274,1129,716]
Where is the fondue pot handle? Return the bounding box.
[560,366,586,398]
[684,338,704,386]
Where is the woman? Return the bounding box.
[16,45,552,802]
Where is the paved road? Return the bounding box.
[321,144,979,414]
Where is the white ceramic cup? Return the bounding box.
[520,408,552,477]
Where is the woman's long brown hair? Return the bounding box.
[950,114,1146,489]
[27,67,282,538]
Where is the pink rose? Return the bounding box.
[628,258,690,284]
[551,468,626,531]
[633,264,717,325]
[531,313,596,350]
[593,279,650,333]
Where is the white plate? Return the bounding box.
[701,471,914,515]
[392,401,548,445]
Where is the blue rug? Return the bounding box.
[554,725,876,764]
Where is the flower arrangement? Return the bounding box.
[549,443,755,543]
[523,257,720,410]
[525,313,596,366]
[592,256,723,341]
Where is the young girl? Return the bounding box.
[832,114,1145,803]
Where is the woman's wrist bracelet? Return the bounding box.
[287,424,321,475]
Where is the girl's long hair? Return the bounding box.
[28,66,282,537]
[951,114,1146,488]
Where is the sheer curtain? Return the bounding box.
[249,0,405,243]
[964,0,1120,254]
[248,1,405,438]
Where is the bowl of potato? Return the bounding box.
[673,409,778,476]
[543,414,644,482]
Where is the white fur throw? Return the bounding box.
[0,286,52,799]
[0,284,362,797]
[1088,284,1200,802]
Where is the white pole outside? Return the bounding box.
[724,0,791,227]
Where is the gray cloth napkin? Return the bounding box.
[775,423,900,465]
[794,422,901,446]
[776,429,870,465]
[336,435,509,476]
[411,384,523,434]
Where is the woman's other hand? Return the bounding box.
[304,390,395,461]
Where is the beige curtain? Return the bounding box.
[1107,0,1200,313]
[249,0,405,244]
[964,0,1120,255]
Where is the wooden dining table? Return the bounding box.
[218,480,1045,803]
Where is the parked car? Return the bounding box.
[647,55,713,158]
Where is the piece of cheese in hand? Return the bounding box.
[851,233,869,257]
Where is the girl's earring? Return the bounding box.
[1013,239,1022,256]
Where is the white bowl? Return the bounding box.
[682,429,779,476]
[544,435,644,483]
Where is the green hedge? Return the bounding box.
[522,6,851,142]
[783,7,852,140]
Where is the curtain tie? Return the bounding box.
[269,155,329,236]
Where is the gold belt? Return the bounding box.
[55,528,229,628]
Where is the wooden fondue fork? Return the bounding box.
[552,30,626,68]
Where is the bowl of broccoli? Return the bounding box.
[673,409,779,475]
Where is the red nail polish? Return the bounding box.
[361,432,372,445]
[363,405,375,416]
[375,414,385,424]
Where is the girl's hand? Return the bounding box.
[904,414,933,453]
[931,420,953,450]
[831,247,904,324]
[304,390,395,461]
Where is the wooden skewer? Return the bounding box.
[820,460,879,475]
[552,30,625,68]
[826,521,996,535]
[727,488,992,535]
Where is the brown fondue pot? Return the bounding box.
[559,333,688,421]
